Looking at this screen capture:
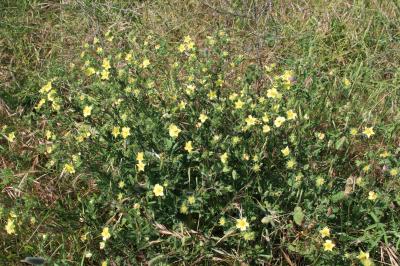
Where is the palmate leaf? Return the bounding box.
[293,207,304,226]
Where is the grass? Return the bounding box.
[1,0,400,265]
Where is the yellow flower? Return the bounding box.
[178,43,186,53]
[219,217,226,226]
[343,78,351,88]
[208,90,217,100]
[188,196,195,205]
[232,136,241,145]
[101,69,109,80]
[220,152,228,164]
[35,98,46,109]
[6,132,16,142]
[229,93,238,101]
[236,217,249,231]
[101,261,107,266]
[184,35,192,43]
[83,105,92,117]
[52,102,61,111]
[5,218,16,235]
[207,36,216,45]
[199,113,208,123]
[287,159,296,169]
[96,47,103,54]
[186,40,195,50]
[390,168,398,176]
[266,87,281,99]
[184,141,193,153]
[263,125,271,133]
[245,115,258,127]
[274,116,286,128]
[319,227,330,238]
[265,63,276,72]
[368,191,377,201]
[235,99,244,109]
[379,151,390,158]
[316,177,325,187]
[118,180,125,189]
[121,113,128,121]
[47,89,57,102]
[357,251,373,265]
[357,251,370,261]
[323,239,335,251]
[295,173,303,182]
[136,152,144,162]
[281,146,290,156]
[350,128,358,136]
[262,113,269,123]
[317,132,325,140]
[124,52,133,62]
[76,135,84,143]
[101,227,111,241]
[252,163,261,172]
[121,127,130,139]
[80,233,88,242]
[136,161,145,172]
[45,130,52,140]
[185,84,195,95]
[363,127,375,138]
[168,124,181,138]
[85,67,96,76]
[141,58,150,68]
[243,231,255,241]
[153,184,164,197]
[64,163,75,174]
[178,101,186,110]
[102,58,111,70]
[116,192,122,200]
[180,204,188,214]
[281,70,294,81]
[286,109,297,120]
[361,259,373,266]
[146,79,154,87]
[112,126,120,138]
[46,146,53,155]
[40,81,52,93]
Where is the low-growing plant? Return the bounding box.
[1,28,400,265]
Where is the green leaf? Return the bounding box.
[232,169,238,180]
[335,136,347,150]
[331,191,346,203]
[293,207,304,225]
